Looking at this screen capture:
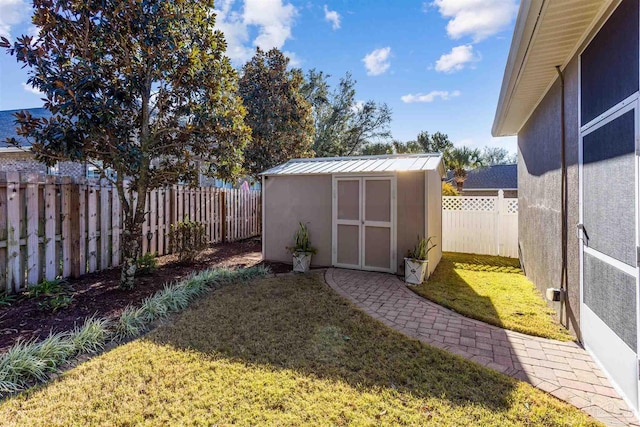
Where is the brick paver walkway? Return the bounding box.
[325,268,639,427]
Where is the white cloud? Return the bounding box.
[435,44,480,73]
[22,82,42,96]
[432,0,518,42]
[0,0,29,40]
[283,50,301,67]
[215,0,297,66]
[323,5,341,30]
[350,100,365,113]
[401,90,460,103]
[362,47,391,76]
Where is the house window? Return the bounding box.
[47,163,60,176]
[86,163,117,180]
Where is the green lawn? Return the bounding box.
[0,273,596,426]
[412,252,574,341]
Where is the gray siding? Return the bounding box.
[518,56,581,339]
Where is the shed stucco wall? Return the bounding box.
[263,175,333,267]
[518,55,580,338]
[426,169,443,275]
[396,172,425,272]
[263,170,440,274]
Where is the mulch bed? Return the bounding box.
[0,238,291,353]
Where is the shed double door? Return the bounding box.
[332,176,396,273]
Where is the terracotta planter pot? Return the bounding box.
[293,252,313,273]
[404,258,429,285]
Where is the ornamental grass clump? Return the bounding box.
[71,317,110,354]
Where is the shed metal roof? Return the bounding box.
[261,154,445,176]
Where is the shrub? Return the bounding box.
[38,294,74,313]
[25,278,70,299]
[136,252,158,275]
[442,182,459,196]
[169,220,208,263]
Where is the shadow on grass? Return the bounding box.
[148,273,517,412]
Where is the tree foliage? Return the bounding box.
[239,48,314,178]
[360,142,394,155]
[2,0,250,289]
[480,146,517,166]
[447,147,484,190]
[301,70,391,157]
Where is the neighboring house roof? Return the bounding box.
[492,0,613,136]
[261,154,446,177]
[446,164,517,190]
[0,108,51,150]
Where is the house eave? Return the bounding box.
[492,0,618,137]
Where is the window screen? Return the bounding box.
[581,0,639,125]
[583,110,636,266]
[584,253,637,350]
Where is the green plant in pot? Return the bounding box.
[287,222,317,273]
[404,236,437,285]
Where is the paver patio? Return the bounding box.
[325,268,639,427]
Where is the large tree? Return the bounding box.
[480,146,517,165]
[448,147,484,191]
[2,0,251,289]
[391,131,454,162]
[301,70,392,157]
[239,48,314,178]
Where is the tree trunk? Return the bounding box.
[119,217,142,290]
[118,182,148,290]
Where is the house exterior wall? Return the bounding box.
[518,55,581,338]
[0,152,47,174]
[0,152,87,180]
[263,175,333,267]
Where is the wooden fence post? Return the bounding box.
[111,183,121,267]
[78,178,87,276]
[6,172,21,292]
[44,175,57,281]
[60,176,72,278]
[25,173,40,287]
[220,190,226,242]
[0,172,8,294]
[87,181,98,273]
[70,178,81,278]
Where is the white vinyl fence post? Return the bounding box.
[496,189,504,256]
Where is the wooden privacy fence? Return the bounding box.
[442,190,518,258]
[0,172,261,294]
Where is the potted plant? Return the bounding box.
[287,222,317,273]
[404,236,437,285]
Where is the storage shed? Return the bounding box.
[260,154,445,275]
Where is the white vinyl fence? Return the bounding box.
[442,190,518,258]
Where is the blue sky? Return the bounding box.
[0,0,518,153]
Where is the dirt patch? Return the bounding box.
[0,238,291,352]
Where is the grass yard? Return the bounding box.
[0,273,597,426]
[412,252,574,341]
